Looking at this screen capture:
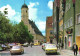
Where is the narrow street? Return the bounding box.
[0,46,60,56]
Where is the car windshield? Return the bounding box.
[12,46,21,49]
[8,43,15,46]
[46,44,56,48]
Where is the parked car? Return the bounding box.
[34,40,40,46]
[8,43,16,48]
[10,45,24,54]
[45,44,57,54]
[1,44,8,50]
[23,43,28,47]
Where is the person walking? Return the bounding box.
[61,42,64,49]
[30,42,33,48]
[72,43,78,56]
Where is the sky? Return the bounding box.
[0,0,54,36]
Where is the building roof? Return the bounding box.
[29,20,43,36]
[21,3,28,9]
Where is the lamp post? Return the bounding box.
[72,0,75,42]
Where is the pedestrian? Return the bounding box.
[72,43,78,56]
[30,42,33,48]
[61,42,64,49]
[57,43,59,49]
[57,43,60,49]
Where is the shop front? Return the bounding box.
[68,35,73,48]
[66,29,73,49]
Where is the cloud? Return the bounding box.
[36,2,39,5]
[28,2,39,20]
[42,32,45,36]
[28,2,46,35]
[48,0,53,10]
[0,5,16,18]
[11,12,21,23]
[0,4,21,23]
[35,20,46,32]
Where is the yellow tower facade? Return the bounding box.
[21,3,29,27]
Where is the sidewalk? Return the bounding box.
[58,49,80,56]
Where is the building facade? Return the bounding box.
[63,0,73,49]
[53,0,60,45]
[53,0,57,41]
[53,0,80,50]
[75,0,80,50]
[53,1,57,45]
[60,0,80,49]
[46,16,53,43]
[59,0,63,43]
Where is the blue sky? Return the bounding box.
[0,0,54,36]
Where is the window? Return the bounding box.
[66,3,71,12]
[70,17,73,26]
[68,20,70,27]
[77,14,80,24]
[48,23,52,27]
[65,17,73,28]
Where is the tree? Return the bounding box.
[0,14,13,43]
[13,21,33,44]
[0,12,34,44]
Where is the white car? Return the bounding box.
[23,43,29,47]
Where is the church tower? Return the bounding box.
[21,0,29,27]
[21,0,44,43]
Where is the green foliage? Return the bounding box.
[27,33,34,44]
[0,15,13,43]
[13,21,29,44]
[0,14,33,44]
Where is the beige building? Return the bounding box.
[21,3,44,42]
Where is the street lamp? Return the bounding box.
[72,0,75,42]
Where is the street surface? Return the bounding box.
[0,46,60,56]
